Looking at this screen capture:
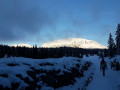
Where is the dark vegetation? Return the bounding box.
[109,24,120,71]
[0,59,92,89]
[0,74,8,78]
[41,62,92,89]
[111,59,120,71]
[0,44,106,59]
[7,63,19,66]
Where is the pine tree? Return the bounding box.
[104,49,108,57]
[115,24,120,54]
[108,33,115,57]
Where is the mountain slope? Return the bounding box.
[41,38,107,49]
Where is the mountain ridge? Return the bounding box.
[41,38,107,49]
[11,44,31,48]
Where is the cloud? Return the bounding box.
[0,0,102,44]
[0,0,53,42]
[0,0,119,46]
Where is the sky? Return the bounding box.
[0,0,120,47]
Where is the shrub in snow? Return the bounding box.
[7,63,19,66]
[0,74,8,78]
[0,57,92,89]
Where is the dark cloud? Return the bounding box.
[0,0,119,46]
[0,0,105,44]
[0,0,52,42]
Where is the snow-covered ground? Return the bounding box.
[0,55,120,90]
[56,55,120,90]
[0,56,92,89]
[86,56,120,90]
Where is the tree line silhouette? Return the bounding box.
[0,44,104,59]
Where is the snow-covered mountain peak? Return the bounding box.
[11,44,31,48]
[41,38,107,49]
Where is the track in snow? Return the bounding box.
[85,56,120,90]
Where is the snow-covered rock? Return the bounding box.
[11,44,31,48]
[41,38,107,49]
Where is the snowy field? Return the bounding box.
[0,56,92,90]
[0,55,120,90]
